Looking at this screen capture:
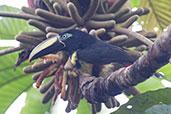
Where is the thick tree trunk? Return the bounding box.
[79,25,171,103]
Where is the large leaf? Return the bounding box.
[145,104,171,114]
[20,87,51,114]
[112,88,171,114]
[158,64,171,81]
[77,99,91,114]
[0,50,35,114]
[139,0,171,35]
[0,5,35,39]
[136,77,164,93]
[0,73,33,114]
[0,5,35,114]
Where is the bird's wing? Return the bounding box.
[77,41,134,65]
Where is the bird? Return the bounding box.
[28,29,134,76]
[28,29,133,113]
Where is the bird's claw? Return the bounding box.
[64,57,80,77]
[67,68,80,77]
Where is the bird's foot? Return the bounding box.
[64,57,80,77]
[67,67,80,77]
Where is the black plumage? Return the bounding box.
[60,29,134,66]
[77,40,134,65]
[29,29,134,74]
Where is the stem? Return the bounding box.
[0,46,23,56]
[111,27,153,47]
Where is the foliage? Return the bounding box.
[112,88,171,114]
[112,0,171,113]
[0,5,50,114]
[0,0,171,113]
[0,49,34,114]
[20,87,51,114]
[139,0,171,35]
[77,99,91,114]
[0,5,35,39]
[145,104,171,114]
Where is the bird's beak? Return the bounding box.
[28,36,66,63]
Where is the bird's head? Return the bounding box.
[28,29,91,62]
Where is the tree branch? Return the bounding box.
[79,25,171,103]
[0,46,23,56]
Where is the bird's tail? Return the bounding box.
[91,64,103,77]
[91,64,103,113]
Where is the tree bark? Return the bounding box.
[79,25,171,103]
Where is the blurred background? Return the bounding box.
[0,0,171,114]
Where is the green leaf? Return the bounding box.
[0,51,34,114]
[145,104,171,114]
[0,73,34,114]
[77,98,91,114]
[139,0,171,35]
[0,5,35,114]
[20,87,51,114]
[136,77,164,93]
[130,0,139,8]
[111,88,171,114]
[157,64,171,81]
[0,5,35,39]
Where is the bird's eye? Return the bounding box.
[60,33,72,41]
[62,35,67,39]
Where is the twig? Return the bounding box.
[107,35,128,45]
[15,34,42,46]
[67,2,84,26]
[28,19,49,32]
[134,45,147,52]
[0,46,23,56]
[113,8,130,20]
[20,31,46,37]
[53,2,62,15]
[43,0,55,13]
[139,31,157,38]
[61,71,68,99]
[116,8,144,23]
[92,13,115,21]
[142,8,150,15]
[19,42,35,50]
[95,28,106,36]
[42,85,55,104]
[111,27,153,47]
[40,78,54,93]
[0,12,47,22]
[108,0,128,13]
[21,6,35,15]
[32,72,42,80]
[53,0,69,14]
[36,64,58,88]
[35,8,74,27]
[46,24,77,33]
[97,0,106,14]
[121,15,139,28]
[83,0,100,21]
[23,60,54,73]
[86,20,115,29]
